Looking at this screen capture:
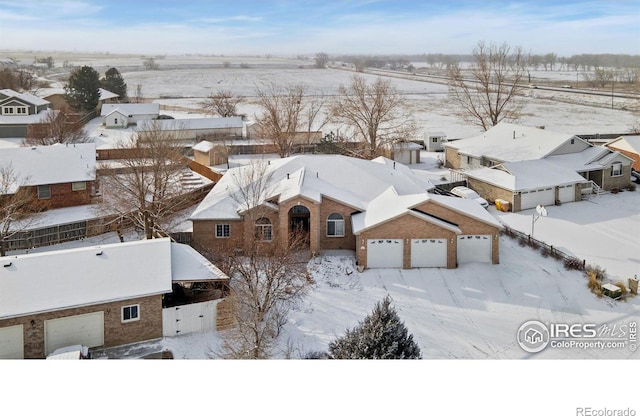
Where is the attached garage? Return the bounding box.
[0,325,24,359]
[410,239,448,268]
[44,312,104,356]
[457,235,492,264]
[557,184,575,203]
[367,239,403,268]
[520,188,555,210]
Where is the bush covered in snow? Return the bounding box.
[328,295,421,359]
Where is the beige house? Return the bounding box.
[443,123,633,211]
[190,155,502,270]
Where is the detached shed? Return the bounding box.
[392,141,422,165]
[425,131,447,152]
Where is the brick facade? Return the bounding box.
[27,181,93,210]
[0,295,163,359]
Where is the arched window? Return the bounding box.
[255,217,273,241]
[326,213,344,237]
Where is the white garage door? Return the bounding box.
[558,184,575,203]
[520,188,555,210]
[367,239,403,268]
[410,239,447,268]
[457,235,492,264]
[0,325,24,359]
[45,312,104,356]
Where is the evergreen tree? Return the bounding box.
[100,67,127,101]
[329,296,422,359]
[64,65,100,114]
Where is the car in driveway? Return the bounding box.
[450,186,489,209]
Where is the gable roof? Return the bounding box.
[98,88,119,101]
[190,155,436,221]
[443,122,580,162]
[466,159,587,191]
[170,242,229,282]
[100,103,160,116]
[0,143,96,194]
[0,89,49,107]
[0,238,174,319]
[608,135,640,155]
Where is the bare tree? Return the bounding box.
[211,160,311,358]
[254,83,328,158]
[23,107,88,146]
[330,75,414,158]
[201,89,243,117]
[0,164,42,256]
[98,121,190,239]
[314,52,329,69]
[448,41,527,131]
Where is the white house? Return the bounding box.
[101,103,160,128]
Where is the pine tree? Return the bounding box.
[64,65,101,114]
[329,295,422,359]
[101,67,128,101]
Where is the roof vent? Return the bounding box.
[3,262,12,268]
[287,173,290,179]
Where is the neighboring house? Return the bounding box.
[38,88,119,112]
[424,131,447,152]
[0,238,228,359]
[101,103,160,128]
[443,123,633,211]
[0,89,55,138]
[137,117,244,143]
[190,154,502,270]
[607,135,640,171]
[0,143,96,210]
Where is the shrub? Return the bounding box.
[328,295,422,359]
[614,281,628,300]
[627,183,636,192]
[564,256,584,271]
[585,264,606,280]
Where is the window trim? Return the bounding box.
[121,304,140,323]
[37,184,51,199]
[215,223,230,238]
[71,181,86,191]
[326,213,345,237]
[611,162,623,177]
[255,217,273,241]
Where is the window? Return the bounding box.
[121,305,140,322]
[216,224,230,238]
[611,162,622,177]
[327,213,345,237]
[72,181,86,191]
[431,137,438,143]
[37,185,51,199]
[255,218,272,241]
[466,156,472,164]
[570,138,575,144]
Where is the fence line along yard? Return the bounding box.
[501,226,587,271]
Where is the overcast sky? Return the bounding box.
[0,0,638,56]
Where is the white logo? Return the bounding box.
[517,320,550,353]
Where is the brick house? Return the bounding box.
[0,238,228,359]
[0,143,96,210]
[190,155,502,269]
[443,123,633,211]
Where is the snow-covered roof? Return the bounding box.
[100,103,160,116]
[0,109,58,125]
[99,88,119,101]
[0,143,96,194]
[190,155,436,221]
[170,242,228,282]
[192,140,215,152]
[351,188,461,234]
[138,117,243,132]
[466,159,586,191]
[0,238,174,319]
[0,88,50,106]
[608,135,640,154]
[545,145,632,172]
[393,141,422,150]
[443,122,579,162]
